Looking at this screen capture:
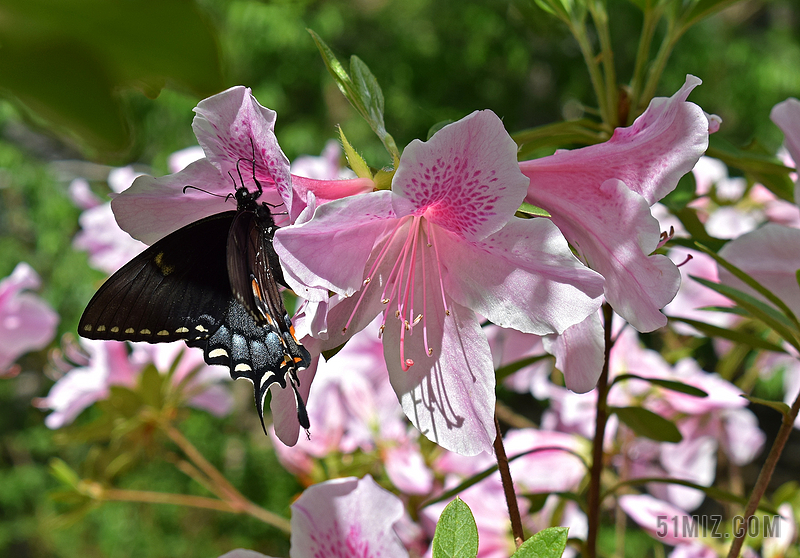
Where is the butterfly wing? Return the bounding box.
[226,207,312,430]
[79,212,235,343]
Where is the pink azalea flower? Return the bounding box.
[519,76,714,333]
[275,109,604,455]
[0,263,59,375]
[111,86,372,244]
[290,475,408,558]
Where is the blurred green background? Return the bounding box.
[0,0,798,556]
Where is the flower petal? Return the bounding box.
[383,298,495,456]
[543,310,605,393]
[112,158,281,245]
[770,97,800,205]
[291,476,408,558]
[192,86,296,216]
[541,178,679,331]
[273,191,396,298]
[392,110,527,241]
[439,216,604,335]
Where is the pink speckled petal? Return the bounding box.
[273,190,396,298]
[392,110,528,242]
[291,476,408,558]
[192,86,296,217]
[440,217,604,335]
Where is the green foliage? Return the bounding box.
[609,406,683,443]
[0,0,224,157]
[511,527,568,558]
[431,498,479,558]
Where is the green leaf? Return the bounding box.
[680,0,742,30]
[741,395,791,418]
[690,275,800,353]
[49,458,81,489]
[495,354,553,383]
[661,173,697,212]
[603,477,779,515]
[308,29,400,167]
[0,0,223,156]
[427,120,455,140]
[138,364,164,409]
[512,527,569,558]
[610,406,682,443]
[516,203,552,218]
[694,242,800,331]
[338,126,372,179]
[668,209,726,252]
[611,373,708,397]
[431,498,479,558]
[514,119,606,158]
[668,317,788,354]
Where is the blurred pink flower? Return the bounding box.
[272,319,432,493]
[290,475,408,558]
[38,339,232,428]
[0,263,59,375]
[619,493,696,546]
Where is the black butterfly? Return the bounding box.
[78,158,312,434]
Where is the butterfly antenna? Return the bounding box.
[234,137,263,196]
[182,184,229,198]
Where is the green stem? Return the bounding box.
[638,19,681,115]
[585,303,615,558]
[588,0,618,127]
[494,414,525,547]
[726,387,800,558]
[163,423,292,534]
[628,4,662,124]
[570,19,611,126]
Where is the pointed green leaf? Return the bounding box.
[669,209,726,252]
[517,203,552,218]
[741,395,791,418]
[432,498,479,558]
[495,354,553,382]
[611,373,708,397]
[427,120,455,141]
[338,126,372,179]
[668,317,788,354]
[308,29,399,166]
[690,275,800,352]
[49,458,81,489]
[610,406,682,443]
[694,242,800,331]
[512,527,569,558]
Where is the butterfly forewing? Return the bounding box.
[79,212,235,343]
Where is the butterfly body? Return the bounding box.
[79,181,311,432]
